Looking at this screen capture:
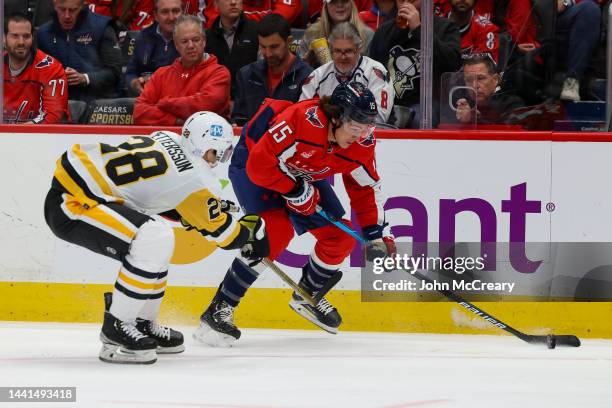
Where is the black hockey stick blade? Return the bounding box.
[520,334,581,348]
[314,271,343,303]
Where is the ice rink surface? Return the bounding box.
[1,322,611,408]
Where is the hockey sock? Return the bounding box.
[111,220,173,322]
[303,257,339,291]
[217,256,263,307]
[138,271,168,321]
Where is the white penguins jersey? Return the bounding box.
[52,131,241,247]
[299,55,394,123]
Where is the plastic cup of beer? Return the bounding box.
[310,38,332,65]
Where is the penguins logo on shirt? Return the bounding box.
[387,46,421,98]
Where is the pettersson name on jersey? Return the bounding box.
[151,132,194,173]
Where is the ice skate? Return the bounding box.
[193,297,241,347]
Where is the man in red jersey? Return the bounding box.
[86,0,155,30]
[200,0,302,28]
[134,14,231,124]
[193,82,397,346]
[446,0,500,64]
[3,12,68,124]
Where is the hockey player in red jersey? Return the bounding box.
[3,12,68,124]
[194,82,397,346]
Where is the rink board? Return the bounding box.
[2,126,612,338]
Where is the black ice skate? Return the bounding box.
[136,319,185,354]
[289,277,342,334]
[99,312,157,364]
[193,296,241,347]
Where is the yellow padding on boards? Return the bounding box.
[1,282,612,338]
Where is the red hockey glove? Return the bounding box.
[282,178,320,216]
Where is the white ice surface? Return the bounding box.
[0,322,611,408]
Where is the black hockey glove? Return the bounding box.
[238,215,270,266]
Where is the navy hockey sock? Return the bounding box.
[303,257,338,291]
[217,258,260,307]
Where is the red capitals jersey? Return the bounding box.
[245,98,385,228]
[86,0,154,30]
[201,0,302,28]
[435,0,538,47]
[4,50,68,124]
[456,12,500,64]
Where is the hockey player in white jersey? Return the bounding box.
[44,111,269,364]
[299,22,394,124]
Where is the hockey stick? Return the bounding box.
[261,259,342,307]
[317,209,581,348]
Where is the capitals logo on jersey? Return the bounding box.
[35,56,53,69]
[305,106,324,128]
[387,46,421,98]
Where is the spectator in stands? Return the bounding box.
[3,12,69,124]
[86,0,155,30]
[232,14,312,125]
[310,0,372,24]
[134,15,231,124]
[369,0,460,128]
[37,0,123,102]
[200,0,302,28]
[556,0,602,101]
[205,0,259,99]
[126,0,182,96]
[445,0,500,64]
[300,22,393,123]
[358,0,395,31]
[300,0,374,67]
[454,54,524,125]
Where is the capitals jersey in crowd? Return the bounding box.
[51,132,242,247]
[299,56,394,123]
[200,0,302,28]
[451,11,499,64]
[243,99,385,227]
[86,0,154,30]
[4,49,68,124]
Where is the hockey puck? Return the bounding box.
[546,334,556,349]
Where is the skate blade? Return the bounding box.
[99,343,157,364]
[193,323,237,347]
[156,344,186,354]
[289,301,339,335]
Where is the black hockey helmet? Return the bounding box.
[331,82,378,125]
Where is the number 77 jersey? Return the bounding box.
[52,131,236,237]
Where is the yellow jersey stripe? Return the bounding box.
[53,158,99,209]
[71,144,123,204]
[118,271,168,290]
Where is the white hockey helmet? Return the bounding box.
[181,111,234,166]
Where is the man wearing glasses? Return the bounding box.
[300,22,394,124]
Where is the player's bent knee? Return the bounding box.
[128,220,175,272]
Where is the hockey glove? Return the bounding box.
[238,215,270,266]
[282,178,320,216]
[363,224,397,262]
